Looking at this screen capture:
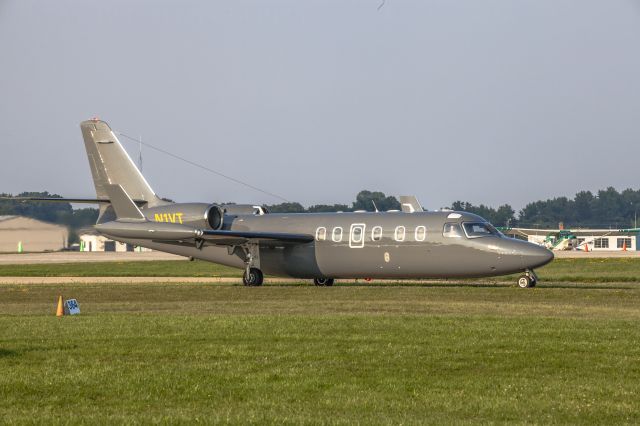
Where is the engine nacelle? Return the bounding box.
[205,204,224,230]
[143,203,225,230]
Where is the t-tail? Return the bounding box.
[79,119,169,222]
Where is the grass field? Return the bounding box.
[2,277,640,424]
[2,257,640,283]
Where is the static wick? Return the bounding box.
[377,0,385,11]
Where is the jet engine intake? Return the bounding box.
[205,204,224,230]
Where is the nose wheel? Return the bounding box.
[517,270,538,288]
[313,278,334,286]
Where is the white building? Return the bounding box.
[572,231,636,252]
[78,228,150,252]
[504,228,638,251]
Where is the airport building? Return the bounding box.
[78,228,150,252]
[0,215,68,252]
[505,228,638,251]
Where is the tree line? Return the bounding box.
[0,192,98,243]
[451,187,640,229]
[3,187,640,237]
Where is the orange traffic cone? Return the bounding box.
[56,296,64,317]
[584,243,588,252]
[623,241,627,251]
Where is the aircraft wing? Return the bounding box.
[95,221,314,246]
[198,229,314,246]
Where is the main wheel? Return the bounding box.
[243,268,263,286]
[517,275,533,288]
[313,278,334,286]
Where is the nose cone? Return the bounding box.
[521,244,554,269]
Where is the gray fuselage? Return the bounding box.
[111,205,553,280]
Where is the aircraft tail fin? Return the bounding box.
[400,195,424,213]
[80,119,166,210]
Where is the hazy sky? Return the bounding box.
[1,1,639,211]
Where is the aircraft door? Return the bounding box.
[349,223,366,248]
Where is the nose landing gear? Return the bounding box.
[313,278,334,286]
[517,269,538,288]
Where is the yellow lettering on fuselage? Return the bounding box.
[154,212,184,224]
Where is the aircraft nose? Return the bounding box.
[520,244,554,269]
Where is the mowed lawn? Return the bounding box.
[1,282,640,424]
[2,257,640,283]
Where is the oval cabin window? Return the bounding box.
[371,226,383,242]
[332,227,343,242]
[316,227,327,241]
[352,227,363,243]
[394,226,406,242]
[415,226,426,242]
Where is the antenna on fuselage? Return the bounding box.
[372,201,379,212]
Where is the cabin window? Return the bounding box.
[352,227,363,243]
[332,227,343,242]
[371,226,383,242]
[415,226,426,242]
[394,226,406,242]
[443,223,464,238]
[315,227,327,241]
[462,222,501,238]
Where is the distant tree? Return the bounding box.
[519,195,582,227]
[266,202,306,213]
[65,208,99,229]
[307,204,351,213]
[450,201,516,227]
[0,192,101,244]
[352,190,400,212]
[0,192,72,223]
[516,187,640,228]
[573,191,594,224]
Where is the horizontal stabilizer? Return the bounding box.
[0,196,147,205]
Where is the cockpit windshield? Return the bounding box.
[463,222,502,238]
[442,222,464,238]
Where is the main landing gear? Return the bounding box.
[241,244,263,286]
[313,278,334,286]
[517,269,538,288]
[243,267,263,286]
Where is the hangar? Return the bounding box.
[0,215,68,252]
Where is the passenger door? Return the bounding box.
[349,223,366,248]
